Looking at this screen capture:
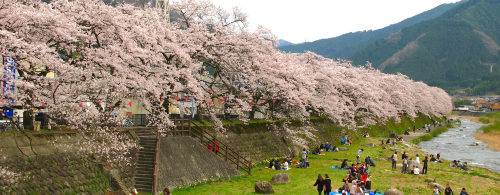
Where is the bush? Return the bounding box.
[411,126,450,144]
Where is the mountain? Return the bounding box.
[349,0,500,92]
[278,1,462,59]
[278,39,294,47]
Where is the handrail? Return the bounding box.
[173,119,252,175]
[152,129,161,193]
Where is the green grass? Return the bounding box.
[478,112,500,133]
[167,136,500,195]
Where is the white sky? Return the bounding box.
[206,0,461,43]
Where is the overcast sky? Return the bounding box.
[205,0,461,43]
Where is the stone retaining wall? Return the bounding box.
[219,132,290,163]
[0,153,108,195]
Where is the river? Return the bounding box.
[418,119,500,173]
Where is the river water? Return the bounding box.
[418,119,500,173]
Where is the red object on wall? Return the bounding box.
[184,97,188,101]
[175,97,179,100]
[218,100,222,103]
[128,102,132,107]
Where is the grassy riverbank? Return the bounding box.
[471,112,500,151]
[168,136,500,195]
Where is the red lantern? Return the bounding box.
[266,98,268,100]
[208,101,212,105]
[128,102,132,107]
[175,97,179,100]
[273,99,276,103]
[218,100,222,103]
[0,100,4,103]
[97,100,101,103]
[222,98,226,101]
[160,98,163,102]
[79,102,83,107]
[42,103,46,107]
[261,100,264,103]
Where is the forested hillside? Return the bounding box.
[277,2,461,59]
[349,0,500,92]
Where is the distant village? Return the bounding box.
[453,97,500,112]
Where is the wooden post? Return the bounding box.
[249,160,252,175]
[181,119,184,136]
[213,137,216,154]
[237,152,240,170]
[225,145,228,162]
[188,119,191,136]
[201,129,204,144]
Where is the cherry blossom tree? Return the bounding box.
[0,0,453,179]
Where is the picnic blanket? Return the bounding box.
[331,166,349,170]
[330,167,369,172]
[329,193,383,195]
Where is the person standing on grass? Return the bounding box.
[460,188,468,195]
[445,184,454,195]
[402,151,407,161]
[313,174,325,195]
[423,156,428,174]
[392,151,397,169]
[402,156,409,174]
[301,149,307,168]
[434,185,441,195]
[357,149,364,156]
[324,174,332,195]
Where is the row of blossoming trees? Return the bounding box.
[0,0,452,169]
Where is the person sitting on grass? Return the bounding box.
[460,162,469,171]
[341,159,349,169]
[331,145,338,152]
[268,159,274,169]
[283,160,289,170]
[274,159,281,170]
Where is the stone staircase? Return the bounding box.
[134,128,157,193]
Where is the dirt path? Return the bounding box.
[399,125,439,141]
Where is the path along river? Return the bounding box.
[418,119,500,173]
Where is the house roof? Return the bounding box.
[477,100,487,104]
[476,103,483,107]
[492,104,500,110]
[486,101,498,105]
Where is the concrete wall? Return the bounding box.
[155,136,242,194]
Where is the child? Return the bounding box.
[433,185,441,195]
[460,188,468,195]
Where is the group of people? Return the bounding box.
[341,135,352,146]
[131,188,171,195]
[450,160,470,171]
[361,131,370,138]
[268,155,295,170]
[391,151,429,175]
[433,184,469,195]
